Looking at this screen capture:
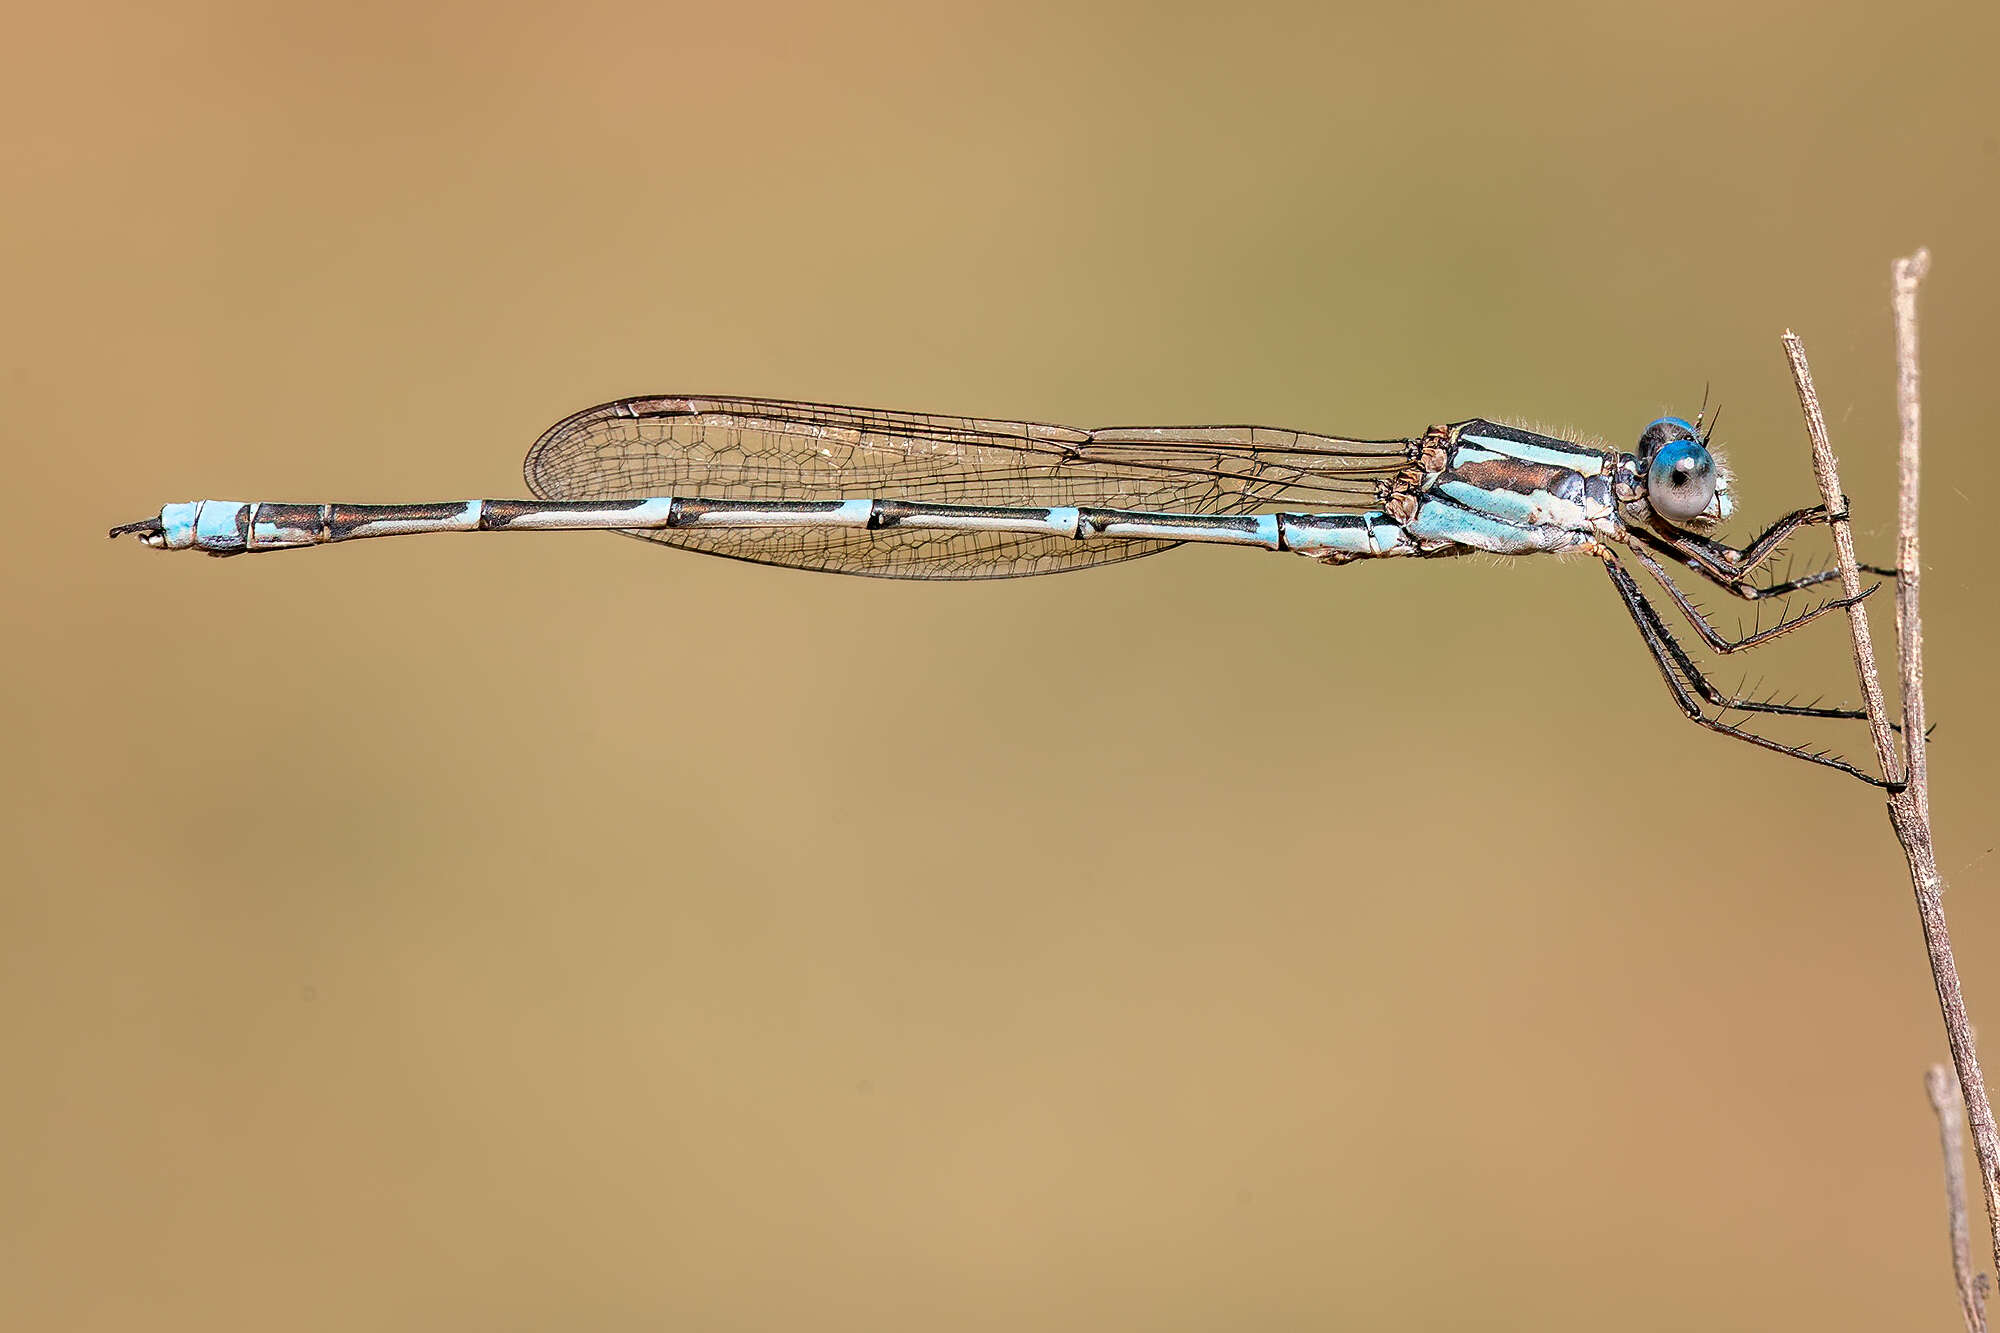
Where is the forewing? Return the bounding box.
[523,395,1413,579]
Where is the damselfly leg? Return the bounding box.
[1624,544,1877,664]
[1626,503,1897,600]
[1596,549,1898,788]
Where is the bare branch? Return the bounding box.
[1928,1064,1986,1333]
[1787,251,2000,1300]
[1893,248,1934,816]
[1779,331,1902,786]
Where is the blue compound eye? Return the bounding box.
[1647,438,1717,525]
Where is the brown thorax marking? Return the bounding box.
[1447,455,1576,496]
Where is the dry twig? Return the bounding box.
[1782,249,2000,1309]
[1928,1064,1988,1332]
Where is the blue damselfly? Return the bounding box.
[110,394,1894,784]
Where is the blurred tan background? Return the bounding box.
[7,1,2000,1327]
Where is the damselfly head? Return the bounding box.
[1635,416,1733,532]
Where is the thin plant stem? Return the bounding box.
[1928,1064,1987,1333]
[1784,251,2000,1290]
[1892,249,1933,816]
[1779,331,1901,784]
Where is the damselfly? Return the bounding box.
[110,394,1893,785]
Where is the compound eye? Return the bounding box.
[1647,438,1717,525]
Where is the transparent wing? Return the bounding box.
[524,394,1416,579]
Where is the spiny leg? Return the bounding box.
[1623,546,1913,732]
[1626,503,1896,601]
[1631,547,1915,737]
[1625,543,1879,663]
[1636,502,1835,589]
[1606,555,1871,723]
[1596,552,1894,786]
[1701,502,1831,572]
[1628,525,1898,601]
